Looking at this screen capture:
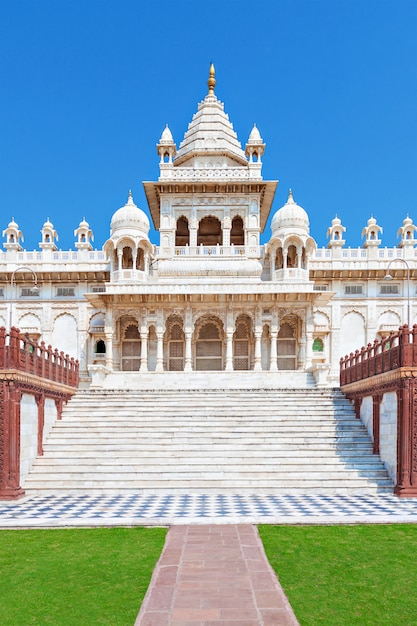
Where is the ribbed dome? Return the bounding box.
[271,190,309,235]
[110,192,150,238]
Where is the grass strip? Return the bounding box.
[259,524,417,626]
[0,527,167,626]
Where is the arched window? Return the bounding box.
[275,247,283,269]
[122,246,133,269]
[136,248,145,270]
[121,324,141,371]
[95,339,106,354]
[287,245,298,268]
[195,320,223,370]
[175,217,190,246]
[197,216,222,246]
[167,321,185,371]
[230,216,244,246]
[312,337,324,352]
[277,321,297,370]
[233,317,251,370]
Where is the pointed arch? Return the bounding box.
[193,315,224,370]
[175,216,190,246]
[230,215,244,246]
[197,216,222,246]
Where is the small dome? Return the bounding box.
[159,124,174,145]
[78,217,89,229]
[43,218,54,229]
[271,190,309,235]
[7,217,19,229]
[331,215,342,227]
[110,191,150,238]
[247,124,263,144]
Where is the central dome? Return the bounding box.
[271,190,309,236]
[110,192,150,238]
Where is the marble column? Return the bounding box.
[155,329,164,372]
[140,325,148,372]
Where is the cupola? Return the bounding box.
[157,124,176,163]
[362,215,382,247]
[271,190,310,238]
[327,215,346,248]
[74,218,94,250]
[3,218,23,251]
[110,191,150,241]
[245,124,265,163]
[40,218,58,250]
[398,215,417,247]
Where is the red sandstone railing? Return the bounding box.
[0,326,79,387]
[340,324,417,386]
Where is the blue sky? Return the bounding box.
[1,0,416,250]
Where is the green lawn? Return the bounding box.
[259,524,417,626]
[0,527,167,626]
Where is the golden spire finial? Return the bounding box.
[207,62,216,95]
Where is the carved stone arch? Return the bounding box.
[197,215,223,246]
[120,315,141,371]
[51,312,78,358]
[277,314,300,370]
[233,314,252,370]
[175,215,190,246]
[193,315,224,371]
[230,214,244,246]
[165,314,185,371]
[377,309,401,337]
[340,310,366,358]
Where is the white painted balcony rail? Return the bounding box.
[156,245,260,257]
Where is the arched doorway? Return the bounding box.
[166,317,185,371]
[121,324,141,371]
[175,216,190,246]
[195,318,223,370]
[277,321,297,370]
[233,316,251,370]
[197,216,222,246]
[230,216,244,246]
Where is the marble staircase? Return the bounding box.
[23,388,394,495]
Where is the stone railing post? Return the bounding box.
[0,381,24,499]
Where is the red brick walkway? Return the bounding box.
[135,524,299,625]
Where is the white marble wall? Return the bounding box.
[380,392,397,481]
[20,393,38,483]
[20,394,59,485]
[360,396,373,438]
[359,392,397,483]
[43,398,57,444]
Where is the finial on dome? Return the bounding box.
[208,62,216,95]
[288,189,294,202]
[128,190,133,202]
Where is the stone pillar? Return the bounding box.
[184,307,193,372]
[270,329,278,371]
[190,217,197,248]
[105,332,113,370]
[0,380,25,499]
[156,329,164,372]
[254,331,262,371]
[394,379,417,497]
[117,250,122,272]
[225,331,233,371]
[140,325,148,372]
[35,393,45,456]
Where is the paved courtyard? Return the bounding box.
[2,492,417,528]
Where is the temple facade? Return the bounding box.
[1,66,416,388]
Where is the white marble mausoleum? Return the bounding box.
[1,65,416,389]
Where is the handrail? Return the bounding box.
[340,324,417,385]
[0,326,79,387]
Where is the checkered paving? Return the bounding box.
[1,493,417,527]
